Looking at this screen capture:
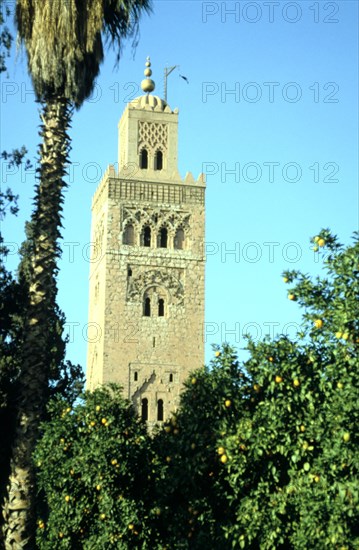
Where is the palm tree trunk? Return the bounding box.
[2,97,71,549]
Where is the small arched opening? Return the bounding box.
[174,228,185,250]
[154,150,163,171]
[157,399,164,421]
[158,298,165,317]
[141,398,148,421]
[123,224,135,245]
[159,227,168,248]
[144,297,151,317]
[142,226,151,247]
[140,149,148,169]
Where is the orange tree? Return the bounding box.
[216,230,359,548]
[33,230,358,548]
[33,385,159,549]
[150,347,251,548]
[152,230,358,548]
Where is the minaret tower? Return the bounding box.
[86,58,205,425]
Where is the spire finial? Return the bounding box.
[141,56,155,94]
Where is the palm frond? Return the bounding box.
[16,0,152,106]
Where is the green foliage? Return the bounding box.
[218,230,359,548]
[34,231,359,548]
[0,142,33,531]
[0,130,82,544]
[0,0,13,73]
[15,0,152,106]
[34,385,156,549]
[0,148,32,221]
[152,230,359,548]
[0,145,33,413]
[150,347,249,548]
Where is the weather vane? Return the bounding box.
[164,65,189,102]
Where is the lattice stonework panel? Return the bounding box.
[138,122,168,153]
[122,206,191,231]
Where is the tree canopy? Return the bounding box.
[16,0,151,105]
[33,230,359,549]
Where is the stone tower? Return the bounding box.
[86,58,205,425]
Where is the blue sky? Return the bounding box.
[1,0,358,372]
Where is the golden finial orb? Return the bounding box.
[141,56,155,94]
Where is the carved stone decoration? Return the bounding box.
[122,207,153,228]
[127,269,184,305]
[138,121,168,153]
[122,206,190,231]
[164,212,190,230]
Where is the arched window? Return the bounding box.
[123,224,135,245]
[169,373,173,383]
[157,399,164,421]
[158,298,164,317]
[144,297,151,317]
[174,228,185,250]
[159,227,168,248]
[154,150,163,171]
[142,226,151,247]
[134,371,138,382]
[141,398,148,421]
[140,149,148,169]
